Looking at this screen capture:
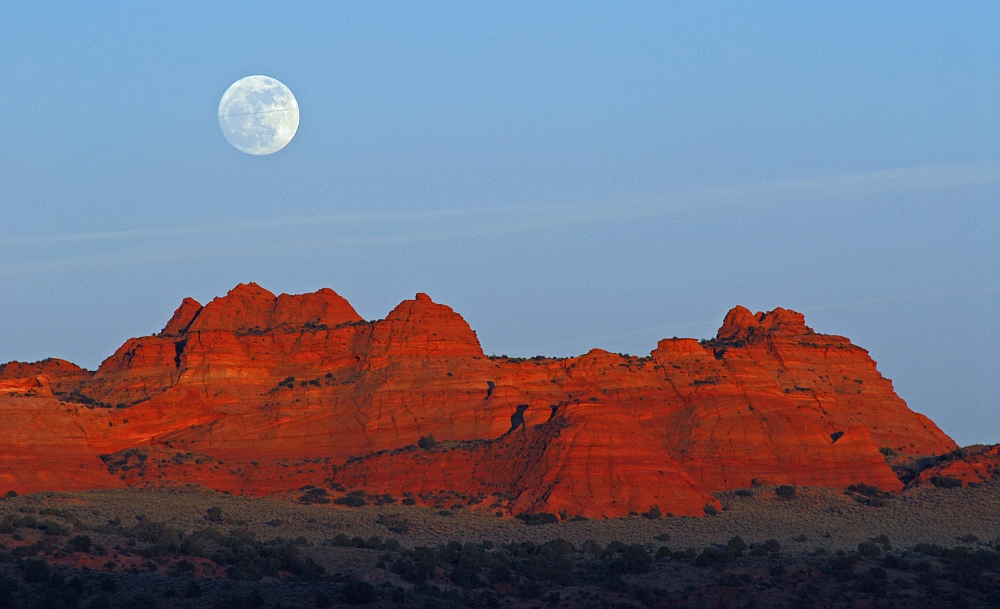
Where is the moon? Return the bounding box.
[218,75,299,155]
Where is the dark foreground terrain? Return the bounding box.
[0,480,998,609]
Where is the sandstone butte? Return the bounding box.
[0,283,964,518]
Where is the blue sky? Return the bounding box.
[1,2,997,444]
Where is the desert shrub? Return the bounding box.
[340,577,377,604]
[193,527,224,543]
[703,504,718,516]
[67,535,93,553]
[391,586,406,603]
[205,506,224,522]
[827,555,858,581]
[734,489,754,497]
[603,575,628,593]
[776,485,797,499]
[582,539,601,556]
[488,561,511,583]
[3,491,16,499]
[506,539,576,584]
[609,544,652,575]
[655,546,672,560]
[331,533,351,547]
[931,475,963,489]
[856,566,888,594]
[126,592,156,609]
[13,515,38,529]
[24,559,49,583]
[858,541,882,557]
[848,483,883,497]
[604,540,627,555]
[209,530,325,581]
[39,520,70,536]
[88,594,112,609]
[0,575,18,606]
[391,547,439,584]
[938,546,1000,588]
[517,512,558,526]
[300,488,331,505]
[750,539,781,556]
[695,547,735,567]
[846,483,890,506]
[333,490,366,507]
[417,435,437,449]
[728,536,748,553]
[378,514,411,535]
[914,543,945,556]
[520,579,544,597]
[642,505,662,520]
[401,497,417,506]
[718,573,749,587]
[12,542,45,558]
[134,520,184,546]
[213,589,264,609]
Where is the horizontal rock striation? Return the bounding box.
[0,284,957,517]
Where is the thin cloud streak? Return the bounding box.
[2,162,996,249]
[0,162,997,277]
[0,219,600,276]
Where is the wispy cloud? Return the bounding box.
[1,162,997,275]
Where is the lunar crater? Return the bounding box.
[218,75,299,155]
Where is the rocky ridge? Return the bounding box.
[0,284,959,517]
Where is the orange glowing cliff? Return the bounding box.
[0,284,960,517]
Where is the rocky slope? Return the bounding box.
[0,284,957,517]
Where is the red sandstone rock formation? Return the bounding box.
[0,284,958,517]
[908,445,1000,488]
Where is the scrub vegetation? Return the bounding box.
[0,481,997,607]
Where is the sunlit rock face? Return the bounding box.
[0,285,957,517]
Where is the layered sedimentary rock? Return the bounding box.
[0,284,957,517]
[908,445,1000,488]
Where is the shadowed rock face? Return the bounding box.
[0,284,957,517]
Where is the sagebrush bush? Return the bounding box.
[931,475,962,489]
[776,485,797,499]
[858,541,882,557]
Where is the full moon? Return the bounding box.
[218,75,299,155]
